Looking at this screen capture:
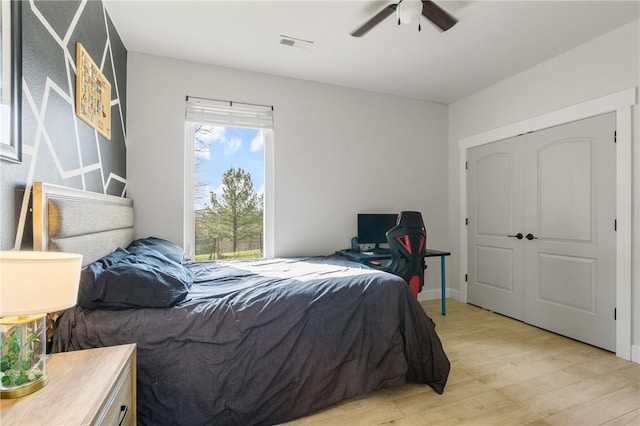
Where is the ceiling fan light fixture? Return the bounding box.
[397,0,423,25]
[350,0,455,37]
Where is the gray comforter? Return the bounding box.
[54,256,450,425]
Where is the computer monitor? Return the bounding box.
[357,213,398,248]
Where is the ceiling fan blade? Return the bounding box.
[421,0,457,32]
[350,4,397,37]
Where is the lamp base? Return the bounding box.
[0,374,48,399]
[0,315,48,399]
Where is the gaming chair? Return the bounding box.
[381,211,427,298]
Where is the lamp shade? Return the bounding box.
[0,251,82,316]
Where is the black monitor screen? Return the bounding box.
[357,213,398,245]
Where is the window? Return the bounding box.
[184,97,274,260]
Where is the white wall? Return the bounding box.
[448,21,639,355]
[126,53,450,296]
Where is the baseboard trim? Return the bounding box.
[418,289,640,365]
[418,288,461,302]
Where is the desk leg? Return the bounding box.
[441,256,446,315]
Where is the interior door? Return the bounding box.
[467,136,526,320]
[467,113,616,351]
[523,113,616,351]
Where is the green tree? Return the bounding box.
[210,167,263,254]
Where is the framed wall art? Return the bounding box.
[1,0,22,163]
[75,42,111,139]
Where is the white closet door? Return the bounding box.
[467,136,526,320]
[523,113,616,351]
[467,113,616,351]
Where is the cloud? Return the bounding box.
[195,125,225,160]
[251,131,264,152]
[197,126,247,156]
[226,137,242,154]
[206,126,226,142]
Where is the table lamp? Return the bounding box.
[0,251,82,399]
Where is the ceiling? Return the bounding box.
[103,0,640,104]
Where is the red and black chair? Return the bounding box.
[376,211,427,298]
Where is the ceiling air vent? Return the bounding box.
[279,35,313,49]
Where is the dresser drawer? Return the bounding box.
[94,357,135,426]
[0,345,137,426]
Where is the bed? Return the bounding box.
[33,182,450,425]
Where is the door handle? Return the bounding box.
[525,233,538,240]
[507,233,523,239]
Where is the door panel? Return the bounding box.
[477,154,515,235]
[468,113,616,351]
[536,253,596,312]
[476,245,514,292]
[538,140,592,241]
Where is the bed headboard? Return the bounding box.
[32,182,135,266]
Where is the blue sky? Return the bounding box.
[194,126,264,210]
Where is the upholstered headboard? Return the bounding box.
[32,182,135,266]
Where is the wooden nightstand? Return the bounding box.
[1,344,136,425]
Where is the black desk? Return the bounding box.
[336,249,451,315]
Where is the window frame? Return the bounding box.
[183,121,274,260]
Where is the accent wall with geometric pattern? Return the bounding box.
[0,0,127,250]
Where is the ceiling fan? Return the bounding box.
[350,0,457,37]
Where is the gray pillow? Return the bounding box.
[78,246,193,310]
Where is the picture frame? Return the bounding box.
[75,42,111,139]
[1,0,22,163]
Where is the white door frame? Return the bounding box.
[458,87,636,360]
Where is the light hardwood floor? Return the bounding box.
[284,299,640,425]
